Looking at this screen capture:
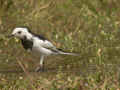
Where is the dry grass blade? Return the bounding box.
[17,59,33,82]
[39,1,52,11]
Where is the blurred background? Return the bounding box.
[0,0,120,89]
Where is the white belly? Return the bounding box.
[32,45,52,56]
[31,37,55,56]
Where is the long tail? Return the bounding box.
[57,49,79,56]
[60,52,79,56]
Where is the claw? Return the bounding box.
[35,65,44,72]
[35,55,45,72]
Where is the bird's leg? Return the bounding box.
[35,55,45,72]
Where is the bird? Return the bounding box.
[9,26,79,72]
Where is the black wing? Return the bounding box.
[33,33,47,41]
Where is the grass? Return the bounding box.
[0,0,120,89]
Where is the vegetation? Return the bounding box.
[0,0,120,89]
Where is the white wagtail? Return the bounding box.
[9,26,78,72]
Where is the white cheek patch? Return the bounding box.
[26,33,33,40]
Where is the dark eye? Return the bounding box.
[18,31,21,34]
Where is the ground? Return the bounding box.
[0,0,120,89]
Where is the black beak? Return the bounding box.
[7,34,14,38]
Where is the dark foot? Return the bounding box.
[35,65,45,72]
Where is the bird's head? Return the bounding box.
[9,27,33,40]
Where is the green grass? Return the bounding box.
[0,0,120,89]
